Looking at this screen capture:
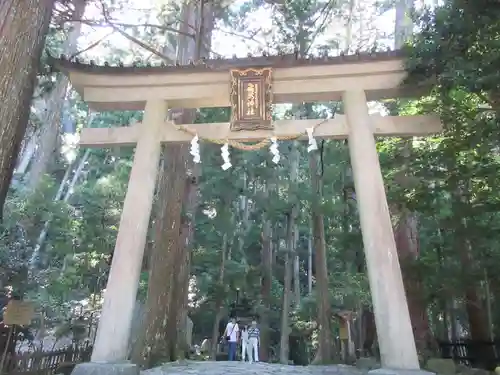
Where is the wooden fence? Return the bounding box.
[1,343,92,375]
[438,340,500,369]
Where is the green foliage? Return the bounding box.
[384,0,500,339]
[404,0,500,106]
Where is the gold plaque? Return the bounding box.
[230,68,273,131]
[3,300,35,326]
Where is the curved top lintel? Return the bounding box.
[51,49,405,76]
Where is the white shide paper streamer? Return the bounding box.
[269,137,280,164]
[189,135,201,164]
[306,127,318,152]
[221,143,232,170]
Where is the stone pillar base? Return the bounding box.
[71,362,139,375]
[369,368,435,375]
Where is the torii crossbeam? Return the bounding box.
[78,115,440,147]
[53,50,440,373]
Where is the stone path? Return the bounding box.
[142,361,365,375]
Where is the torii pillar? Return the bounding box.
[87,100,167,367]
[343,89,424,373]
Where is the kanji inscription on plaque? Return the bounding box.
[229,68,273,131]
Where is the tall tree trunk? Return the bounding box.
[133,0,215,364]
[307,224,313,295]
[0,0,55,219]
[280,141,300,364]
[163,0,215,357]
[392,0,434,355]
[260,173,274,362]
[309,146,333,363]
[260,214,272,362]
[163,139,195,362]
[293,250,300,308]
[460,237,493,367]
[453,190,495,367]
[237,169,252,258]
[449,299,459,342]
[436,229,449,340]
[280,213,293,364]
[27,0,86,190]
[484,270,493,341]
[130,146,187,367]
[292,198,300,307]
[393,209,434,354]
[210,232,228,360]
[170,215,192,360]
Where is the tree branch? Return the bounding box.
[304,0,337,55]
[215,27,266,47]
[70,30,116,59]
[105,21,193,39]
[97,0,174,62]
[105,23,174,62]
[74,19,194,39]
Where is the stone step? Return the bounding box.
[142,361,364,375]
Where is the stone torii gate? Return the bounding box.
[53,51,439,375]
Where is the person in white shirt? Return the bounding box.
[247,320,260,363]
[240,326,249,361]
[223,317,239,361]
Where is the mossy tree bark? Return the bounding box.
[0,0,55,218]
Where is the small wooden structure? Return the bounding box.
[52,50,440,371]
[1,298,35,370]
[334,310,355,362]
[1,344,92,375]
